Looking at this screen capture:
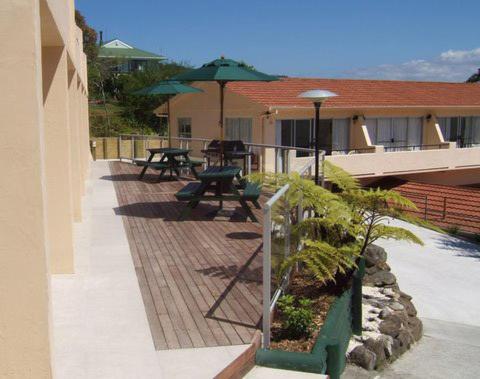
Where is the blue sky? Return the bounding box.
[77,0,480,81]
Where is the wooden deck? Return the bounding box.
[109,161,263,350]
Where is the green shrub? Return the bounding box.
[447,225,460,235]
[277,295,314,339]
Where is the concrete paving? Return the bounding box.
[345,219,480,378]
[377,219,480,327]
[51,161,249,378]
[245,366,327,379]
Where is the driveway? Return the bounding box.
[345,219,480,378]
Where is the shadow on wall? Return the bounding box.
[435,234,480,260]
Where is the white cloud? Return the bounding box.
[344,47,480,82]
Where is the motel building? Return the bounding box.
[1,0,90,377]
[159,78,480,186]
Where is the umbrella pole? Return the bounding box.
[219,81,226,167]
[167,98,171,148]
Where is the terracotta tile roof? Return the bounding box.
[374,178,480,233]
[227,77,480,109]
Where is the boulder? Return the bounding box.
[398,297,417,317]
[399,290,412,301]
[364,245,387,267]
[408,317,423,341]
[365,265,380,275]
[389,302,405,312]
[379,308,392,319]
[394,329,414,355]
[366,271,397,287]
[364,338,387,369]
[377,334,394,358]
[349,345,377,371]
[379,315,402,337]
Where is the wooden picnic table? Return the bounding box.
[136,147,201,181]
[175,165,261,222]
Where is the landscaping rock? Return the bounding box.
[349,345,377,371]
[377,334,394,358]
[379,316,402,338]
[398,297,417,317]
[364,338,387,369]
[348,247,422,372]
[364,245,387,267]
[389,301,405,311]
[408,316,423,342]
[394,329,414,355]
[399,290,412,301]
[379,308,392,319]
[366,271,397,287]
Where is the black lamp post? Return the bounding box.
[298,90,338,185]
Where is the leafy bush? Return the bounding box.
[277,295,314,339]
[447,225,460,235]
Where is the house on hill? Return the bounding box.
[98,37,165,72]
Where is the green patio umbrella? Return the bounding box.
[173,57,278,163]
[133,80,202,147]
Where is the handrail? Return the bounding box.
[383,144,446,152]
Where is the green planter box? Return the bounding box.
[256,258,365,379]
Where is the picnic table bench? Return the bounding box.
[135,147,202,181]
[175,166,261,222]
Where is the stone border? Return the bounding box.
[347,245,423,371]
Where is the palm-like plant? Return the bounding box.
[250,162,423,284]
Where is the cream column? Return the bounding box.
[42,46,75,273]
[0,0,52,377]
[68,70,82,221]
[423,115,445,145]
[76,78,86,195]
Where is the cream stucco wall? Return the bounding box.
[0,0,89,376]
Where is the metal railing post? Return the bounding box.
[274,148,278,174]
[247,145,252,175]
[321,153,326,188]
[443,197,447,220]
[424,195,428,220]
[130,136,134,161]
[262,206,272,349]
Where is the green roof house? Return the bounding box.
[98,37,165,73]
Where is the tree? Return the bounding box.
[75,10,98,63]
[466,69,480,83]
[249,163,423,284]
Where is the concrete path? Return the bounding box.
[51,161,248,378]
[345,219,480,378]
[245,366,327,379]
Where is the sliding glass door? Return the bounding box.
[366,117,422,150]
[438,116,480,147]
[225,118,253,142]
[277,118,350,156]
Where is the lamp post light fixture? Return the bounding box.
[298,90,338,186]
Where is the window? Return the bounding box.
[178,118,192,138]
[366,117,422,150]
[438,116,480,147]
[225,118,252,142]
[277,119,313,157]
[332,119,350,152]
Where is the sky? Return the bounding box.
[77,0,480,82]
